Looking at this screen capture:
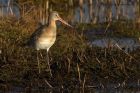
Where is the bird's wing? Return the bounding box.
[26,25,48,46]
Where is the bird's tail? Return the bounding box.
[20,42,28,48]
[20,39,31,48]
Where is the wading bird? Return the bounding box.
[26,11,72,76]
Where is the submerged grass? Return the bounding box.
[0,17,140,89]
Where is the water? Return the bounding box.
[73,0,140,51]
[1,86,140,93]
[1,81,140,93]
[0,0,139,23]
[0,0,20,17]
[90,37,140,52]
[73,0,138,23]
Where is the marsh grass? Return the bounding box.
[0,16,140,89]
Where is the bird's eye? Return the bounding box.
[56,14,59,17]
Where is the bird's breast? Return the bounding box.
[40,28,56,41]
[35,26,57,50]
[39,35,56,43]
[36,34,56,50]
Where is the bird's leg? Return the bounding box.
[46,50,52,77]
[37,50,41,73]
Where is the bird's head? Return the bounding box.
[50,11,73,28]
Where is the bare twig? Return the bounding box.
[77,63,81,83]
[67,57,71,73]
[44,79,53,88]
[82,74,86,89]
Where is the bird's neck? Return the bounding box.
[49,20,56,28]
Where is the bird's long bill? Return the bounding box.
[59,17,73,28]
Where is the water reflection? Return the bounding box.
[90,37,140,52]
[0,0,139,23]
[0,0,20,17]
[74,0,139,23]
